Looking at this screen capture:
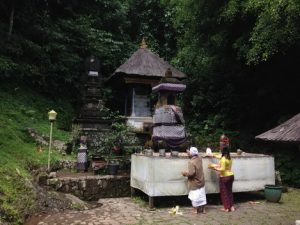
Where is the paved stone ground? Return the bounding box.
[28,188,300,225]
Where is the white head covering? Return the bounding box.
[79,143,87,149]
[189,147,198,156]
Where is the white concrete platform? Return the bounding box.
[130,152,275,197]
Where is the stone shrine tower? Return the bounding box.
[151,68,187,151]
[74,56,111,149]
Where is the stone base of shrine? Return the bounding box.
[46,174,130,201]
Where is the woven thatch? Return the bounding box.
[110,48,186,79]
[255,113,300,144]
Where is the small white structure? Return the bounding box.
[131,153,275,207]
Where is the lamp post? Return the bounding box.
[48,110,57,171]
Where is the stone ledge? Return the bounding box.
[47,175,130,201]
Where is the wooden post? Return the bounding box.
[131,88,136,117]
[47,121,53,171]
[131,187,135,197]
[149,196,154,209]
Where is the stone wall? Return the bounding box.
[47,175,130,201]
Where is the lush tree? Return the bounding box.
[0,0,134,97]
[169,0,300,147]
[127,0,178,60]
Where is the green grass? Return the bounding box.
[0,81,74,224]
[281,188,300,211]
[131,196,148,208]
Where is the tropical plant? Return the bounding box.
[91,122,139,157]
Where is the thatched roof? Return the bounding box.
[255,113,300,144]
[109,47,186,80]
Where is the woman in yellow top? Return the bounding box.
[212,146,235,212]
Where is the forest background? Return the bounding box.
[0,0,299,223]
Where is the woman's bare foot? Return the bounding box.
[201,206,207,214]
[220,208,229,212]
[230,206,235,212]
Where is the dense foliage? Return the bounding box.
[168,0,300,187]
[167,0,300,149]
[0,0,134,98]
[0,0,300,223]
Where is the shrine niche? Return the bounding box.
[107,39,186,135]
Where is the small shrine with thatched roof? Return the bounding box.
[107,39,186,135]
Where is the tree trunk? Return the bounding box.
[7,0,15,41]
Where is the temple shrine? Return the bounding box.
[128,42,275,209]
[107,39,186,136]
[74,56,111,149]
[152,68,187,151]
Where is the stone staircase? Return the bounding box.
[37,160,131,201]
